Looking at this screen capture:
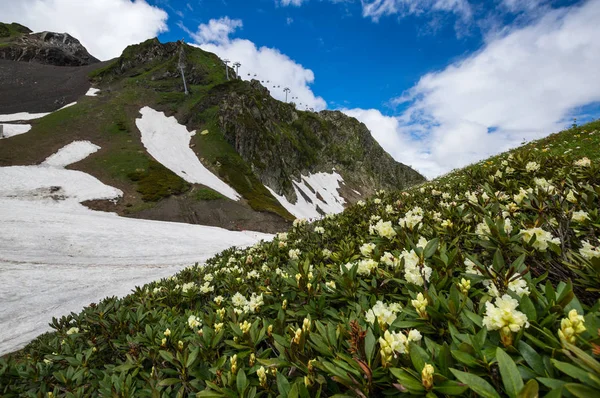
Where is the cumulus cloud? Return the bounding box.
[0,0,168,61]
[186,17,327,110]
[361,0,473,22]
[346,0,600,179]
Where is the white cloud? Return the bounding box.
[287,17,295,25]
[189,17,243,45]
[188,17,327,110]
[0,0,168,61]
[361,0,473,22]
[280,0,309,6]
[346,0,600,179]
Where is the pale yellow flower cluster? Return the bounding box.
[558,309,586,343]
[520,227,560,251]
[482,295,529,345]
[399,237,431,286]
[365,301,402,329]
[399,207,424,230]
[411,293,428,318]
[580,240,600,259]
[571,210,589,223]
[574,157,591,167]
[379,329,422,366]
[360,243,376,257]
[421,363,435,390]
[370,219,397,239]
[231,292,264,314]
[188,315,201,329]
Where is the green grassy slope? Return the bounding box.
[0,22,30,42]
[1,121,599,396]
[0,40,294,220]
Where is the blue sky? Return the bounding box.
[154,0,483,112]
[2,0,599,177]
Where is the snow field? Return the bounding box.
[0,140,271,354]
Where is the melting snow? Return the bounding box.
[267,172,346,219]
[0,140,271,355]
[0,123,32,139]
[0,102,77,122]
[42,140,100,168]
[136,107,240,201]
[86,87,100,96]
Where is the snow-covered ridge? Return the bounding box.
[267,171,346,219]
[136,107,241,201]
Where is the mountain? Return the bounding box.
[0,22,99,66]
[0,28,425,233]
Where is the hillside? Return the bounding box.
[0,33,424,232]
[1,120,598,396]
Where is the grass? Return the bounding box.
[194,187,225,201]
[128,161,190,202]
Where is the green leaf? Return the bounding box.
[187,346,199,368]
[552,359,595,385]
[159,350,175,364]
[433,380,468,395]
[497,348,524,398]
[158,378,182,386]
[517,341,544,376]
[424,238,439,258]
[451,350,479,367]
[410,343,429,374]
[365,328,376,366]
[517,379,539,398]
[519,295,537,323]
[450,368,500,398]
[389,368,425,393]
[237,369,248,395]
[277,372,291,397]
[565,383,600,398]
[196,390,225,397]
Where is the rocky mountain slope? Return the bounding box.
[0,26,425,232]
[0,22,99,66]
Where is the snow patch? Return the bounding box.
[0,123,32,139]
[0,140,271,354]
[0,102,77,122]
[136,107,240,201]
[267,172,346,219]
[86,87,100,96]
[0,111,51,122]
[42,141,100,168]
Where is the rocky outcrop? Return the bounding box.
[215,80,425,203]
[0,25,99,66]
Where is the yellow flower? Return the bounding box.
[422,363,435,390]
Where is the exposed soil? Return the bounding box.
[0,59,110,114]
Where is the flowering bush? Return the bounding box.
[1,124,600,397]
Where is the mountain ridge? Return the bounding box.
[0,28,425,232]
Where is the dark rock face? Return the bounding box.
[0,30,100,66]
[215,80,425,204]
